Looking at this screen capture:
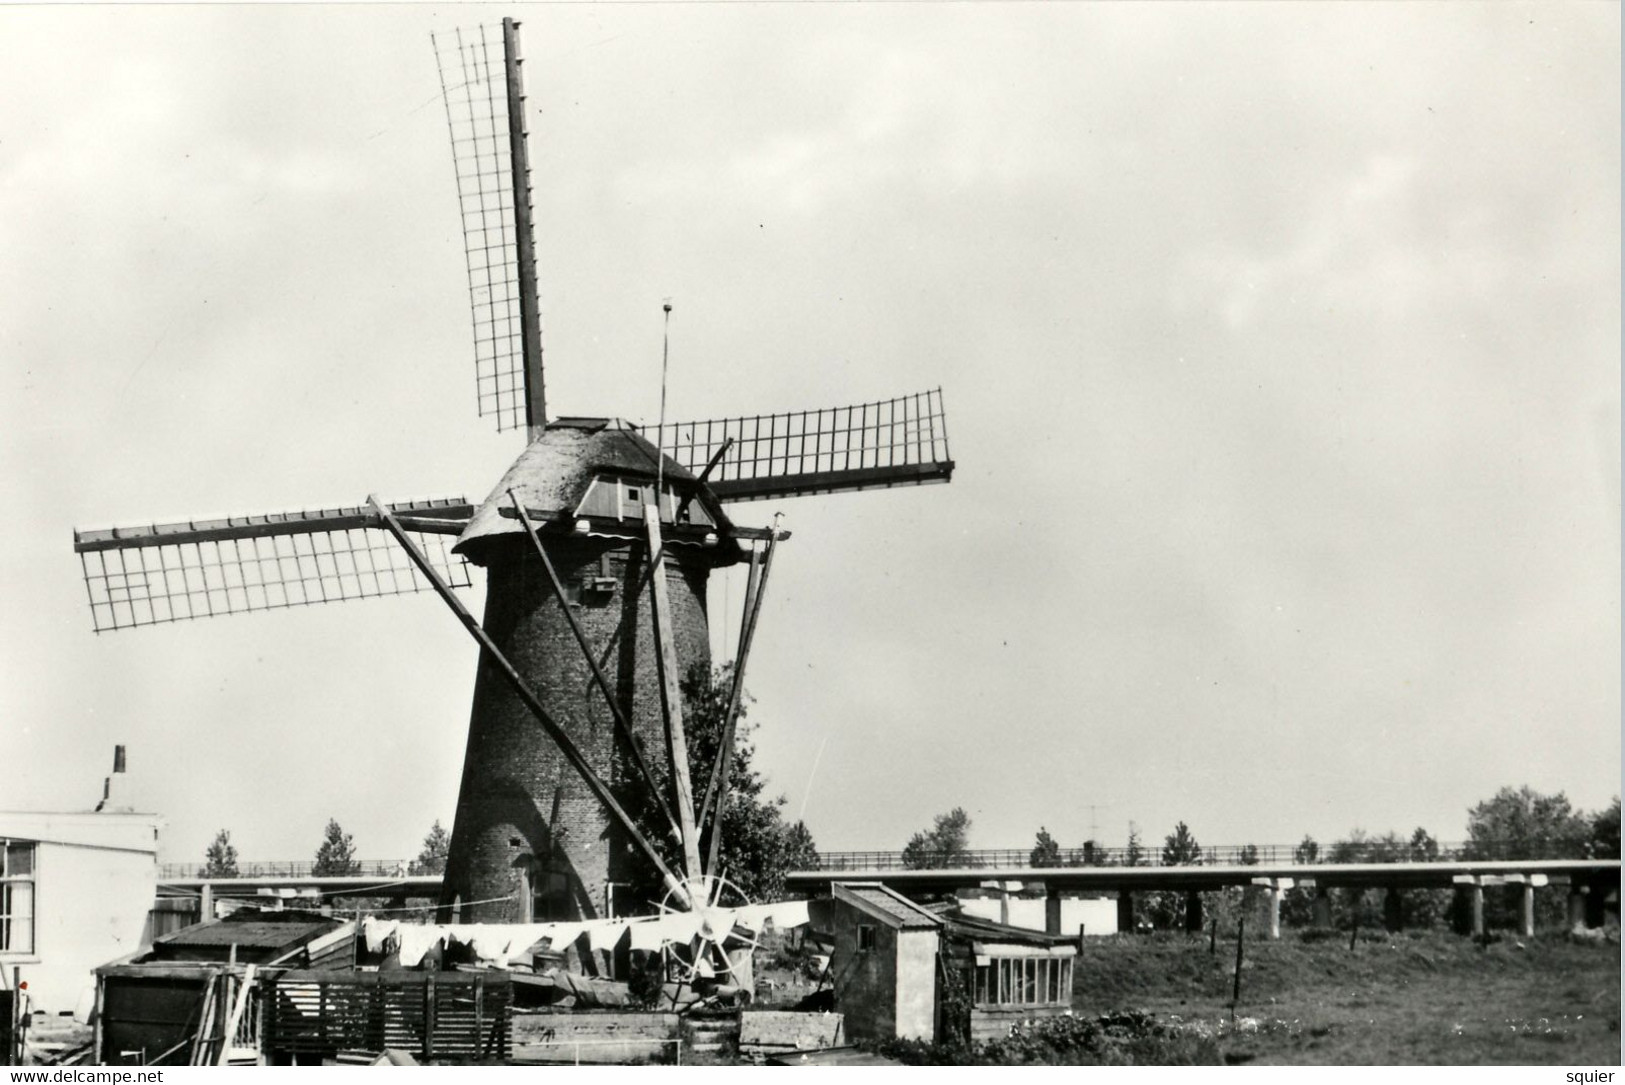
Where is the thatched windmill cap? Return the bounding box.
[455,417,734,562]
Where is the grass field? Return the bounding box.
[1071,929,1621,1065]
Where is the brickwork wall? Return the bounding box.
[441,535,716,922]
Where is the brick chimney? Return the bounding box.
[95,745,133,813]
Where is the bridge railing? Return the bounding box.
[160,859,420,880]
[161,841,1588,880]
[803,842,1549,872]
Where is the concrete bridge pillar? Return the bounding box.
[1183,891,1204,934]
[1453,874,1486,936]
[200,882,214,922]
[1383,888,1404,933]
[1117,890,1136,934]
[1251,877,1292,940]
[1312,887,1332,928]
[1520,881,1536,938]
[1583,874,1611,927]
[1568,886,1588,931]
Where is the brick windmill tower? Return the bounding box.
[72,19,954,924]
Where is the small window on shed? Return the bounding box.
[856,924,876,952]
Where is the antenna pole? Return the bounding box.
[503,17,547,438]
[656,302,672,509]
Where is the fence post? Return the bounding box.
[424,975,437,1062]
[1230,918,1245,1023]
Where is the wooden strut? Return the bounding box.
[506,490,685,848]
[698,516,782,874]
[367,497,692,908]
[215,965,256,1066]
[674,437,733,524]
[643,505,706,883]
[697,550,760,844]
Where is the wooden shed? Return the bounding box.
[811,883,942,1043]
[810,883,1078,1046]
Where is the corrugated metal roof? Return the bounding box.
[940,910,1076,948]
[833,883,942,930]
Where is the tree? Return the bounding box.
[411,821,450,876]
[1144,822,1202,930]
[1464,785,1590,861]
[1124,825,1145,868]
[1281,835,1321,928]
[1408,827,1441,862]
[783,820,820,872]
[1328,830,1406,929]
[902,808,972,870]
[202,829,239,878]
[1464,786,1591,930]
[622,664,820,905]
[312,818,361,877]
[1589,798,1619,859]
[1161,822,1202,866]
[1030,826,1061,868]
[1237,843,1260,866]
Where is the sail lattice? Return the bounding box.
[433,23,533,433]
[654,388,954,502]
[74,499,474,633]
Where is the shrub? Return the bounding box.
[861,1010,1221,1066]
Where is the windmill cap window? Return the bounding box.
[574,475,716,528]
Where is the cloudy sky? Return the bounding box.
[2,3,1617,869]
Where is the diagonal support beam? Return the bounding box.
[507,490,684,849]
[674,436,733,525]
[700,516,782,875]
[368,496,691,909]
[643,505,705,882]
[698,547,760,833]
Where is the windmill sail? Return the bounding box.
[433,19,546,435]
[73,498,474,633]
[655,388,954,502]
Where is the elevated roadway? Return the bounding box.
[786,859,1621,939]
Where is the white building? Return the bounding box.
[955,885,1120,936]
[0,749,163,1012]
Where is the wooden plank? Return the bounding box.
[214,965,257,1066]
[502,17,547,436]
[74,499,474,552]
[643,506,704,883]
[709,461,953,503]
[701,519,781,875]
[698,544,760,830]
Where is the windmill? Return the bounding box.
[71,19,954,939]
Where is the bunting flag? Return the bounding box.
[356,903,809,967]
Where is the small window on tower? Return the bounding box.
[856,924,876,952]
